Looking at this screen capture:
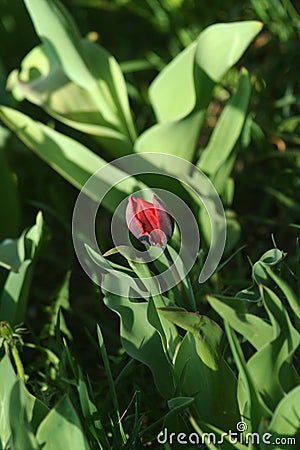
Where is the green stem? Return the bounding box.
[163,247,195,311]
[11,344,25,380]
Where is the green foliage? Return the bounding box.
[0,126,20,240]
[0,212,43,324]
[0,0,299,448]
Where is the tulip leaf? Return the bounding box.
[103,291,175,399]
[0,106,141,208]
[197,68,251,175]
[266,267,300,329]
[195,21,263,82]
[85,244,148,298]
[158,306,202,334]
[149,21,262,123]
[252,248,284,286]
[135,109,206,162]
[7,42,135,155]
[149,42,198,123]
[237,248,284,301]
[225,323,271,433]
[36,395,91,450]
[0,355,19,448]
[9,380,41,450]
[0,237,24,272]
[244,286,300,412]
[207,294,273,350]
[0,212,43,324]
[160,309,239,429]
[0,356,49,449]
[268,385,300,438]
[173,327,239,430]
[23,0,93,90]
[22,0,135,142]
[137,21,262,162]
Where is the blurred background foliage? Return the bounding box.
[1,0,299,247]
[0,0,300,447]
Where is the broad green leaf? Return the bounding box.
[0,126,20,240]
[167,396,194,412]
[9,380,40,450]
[195,21,263,82]
[104,248,181,359]
[85,244,148,297]
[268,385,300,437]
[225,324,271,433]
[0,356,48,449]
[23,0,94,90]
[103,291,175,399]
[266,267,300,329]
[149,42,198,123]
[81,39,136,141]
[0,237,24,272]
[198,69,251,175]
[245,287,300,411]
[7,42,135,153]
[0,355,18,448]
[22,0,135,142]
[169,314,239,430]
[158,306,202,334]
[0,260,32,323]
[87,245,135,275]
[207,295,273,350]
[0,212,43,324]
[139,21,261,161]
[199,205,239,256]
[37,396,91,450]
[135,109,206,161]
[0,106,141,208]
[149,22,262,123]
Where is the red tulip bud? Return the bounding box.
[126,195,174,248]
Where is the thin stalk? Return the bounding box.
[11,344,25,380]
[163,247,196,311]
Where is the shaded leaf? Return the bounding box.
[0,106,141,208]
[207,294,273,350]
[37,396,91,450]
[162,310,239,430]
[268,385,300,438]
[0,212,43,324]
[198,68,251,175]
[103,291,175,399]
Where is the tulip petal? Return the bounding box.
[126,195,174,247]
[152,195,174,240]
[149,229,167,247]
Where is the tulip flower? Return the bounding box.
[126,195,174,248]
